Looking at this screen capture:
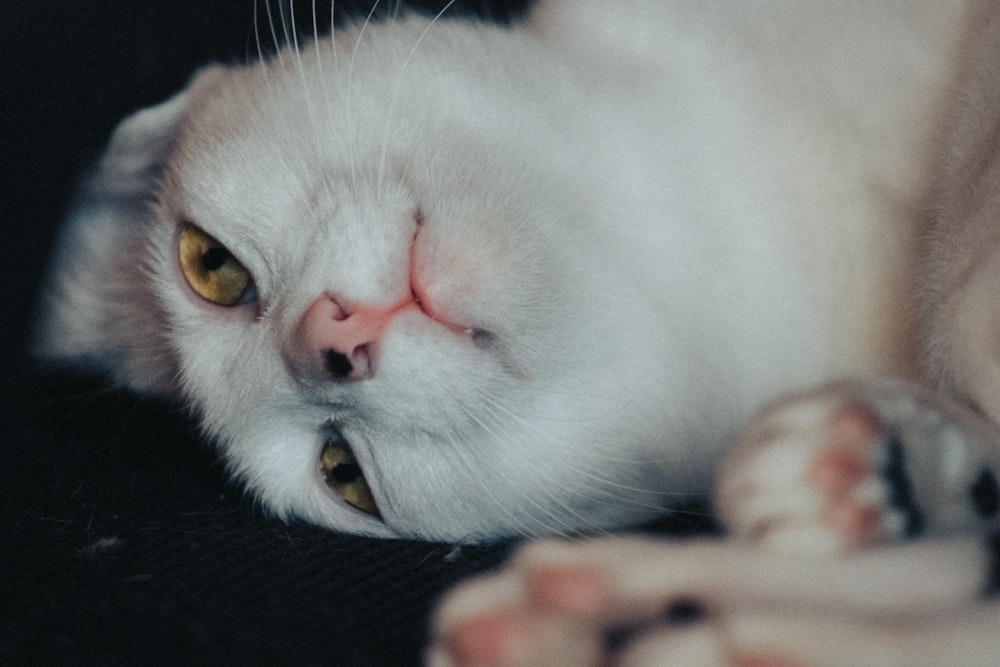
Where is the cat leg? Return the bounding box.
[613,602,1000,667]
[717,379,1000,551]
[429,537,998,666]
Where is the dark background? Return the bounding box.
[2,2,712,664]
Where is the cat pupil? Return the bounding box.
[201,246,228,271]
[330,462,362,484]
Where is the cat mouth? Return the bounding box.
[320,436,381,519]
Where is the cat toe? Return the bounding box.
[610,623,732,667]
[609,610,812,667]
[429,559,607,667]
[808,406,924,540]
[431,606,604,667]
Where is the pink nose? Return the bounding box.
[294,293,413,381]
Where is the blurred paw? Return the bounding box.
[718,380,1000,551]
[717,391,925,551]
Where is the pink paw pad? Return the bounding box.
[808,403,922,542]
[444,611,530,667]
[527,566,609,615]
[735,652,809,667]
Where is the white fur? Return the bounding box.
[35,0,999,547]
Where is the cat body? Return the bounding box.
[36,0,993,543]
[38,0,1000,663]
[425,5,1000,664]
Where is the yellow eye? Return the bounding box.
[178,223,254,306]
[320,439,381,518]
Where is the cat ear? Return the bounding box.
[34,67,223,394]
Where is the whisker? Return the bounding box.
[329,0,336,64]
[445,406,555,537]
[264,0,286,65]
[312,0,321,46]
[253,0,282,109]
[472,383,676,467]
[252,0,265,62]
[376,0,459,197]
[284,2,339,219]
[438,428,536,541]
[473,400,632,535]
[470,383,697,522]
[346,0,382,196]
[436,381,574,538]
[309,0,342,210]
[279,0,295,49]
[447,384,603,538]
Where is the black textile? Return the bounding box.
[7,377,516,665]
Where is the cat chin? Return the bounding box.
[186,337,688,542]
[197,364,685,542]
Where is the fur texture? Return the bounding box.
[34,0,1000,548]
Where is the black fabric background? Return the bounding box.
[1,2,714,664]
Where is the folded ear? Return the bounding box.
[34,67,220,394]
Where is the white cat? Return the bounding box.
[35,0,1000,663]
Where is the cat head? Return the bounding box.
[35,15,680,541]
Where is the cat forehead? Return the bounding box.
[153,15,581,265]
[175,20,511,147]
[164,32,503,208]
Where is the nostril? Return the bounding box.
[324,350,353,379]
[296,293,392,382]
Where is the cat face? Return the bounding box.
[36,16,684,541]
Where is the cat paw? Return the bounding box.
[430,605,796,667]
[427,540,749,667]
[427,559,605,667]
[716,381,1000,551]
[717,395,918,550]
[429,537,998,667]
